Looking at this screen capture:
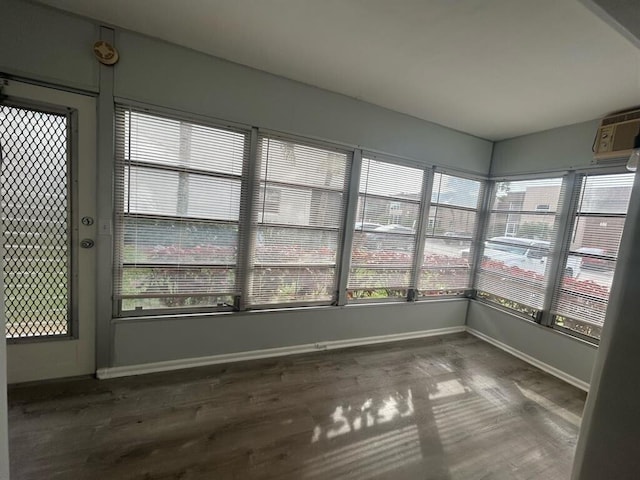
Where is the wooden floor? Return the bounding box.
[8,333,586,480]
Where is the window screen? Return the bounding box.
[421,173,482,296]
[347,158,423,300]
[249,135,350,306]
[475,177,565,316]
[552,173,634,339]
[114,106,249,313]
[1,105,71,338]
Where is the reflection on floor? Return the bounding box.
[8,333,586,479]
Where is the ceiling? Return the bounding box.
[40,0,640,141]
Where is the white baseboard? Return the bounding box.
[96,325,466,379]
[466,327,590,392]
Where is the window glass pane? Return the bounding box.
[251,266,335,305]
[257,185,343,228]
[492,178,562,211]
[359,159,423,197]
[355,196,419,232]
[259,138,346,190]
[476,177,564,313]
[426,206,477,238]
[348,158,423,297]
[122,218,237,264]
[126,166,241,221]
[420,239,471,294]
[577,173,634,214]
[251,136,350,306]
[431,173,481,209]
[255,226,338,265]
[128,111,245,175]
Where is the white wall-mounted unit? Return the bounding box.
[594,108,640,161]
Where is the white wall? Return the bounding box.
[467,301,597,386]
[490,119,600,176]
[111,300,468,368]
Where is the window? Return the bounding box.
[552,173,634,340]
[421,173,482,296]
[114,107,249,313]
[1,105,71,337]
[249,135,350,306]
[475,177,565,317]
[347,158,423,300]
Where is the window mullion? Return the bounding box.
[470,180,495,293]
[410,166,435,298]
[540,172,582,326]
[236,127,260,311]
[336,149,362,306]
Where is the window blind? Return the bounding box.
[249,135,350,306]
[347,158,423,299]
[552,173,633,339]
[420,173,483,296]
[114,106,250,313]
[475,177,565,316]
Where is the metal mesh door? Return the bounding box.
[0,105,71,339]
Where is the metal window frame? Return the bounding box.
[345,157,427,302]
[113,103,253,316]
[0,99,77,343]
[248,131,354,308]
[472,174,570,319]
[546,168,632,340]
[411,166,435,298]
[540,172,580,326]
[336,149,362,305]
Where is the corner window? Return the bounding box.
[475,177,565,317]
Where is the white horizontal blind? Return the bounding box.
[347,158,423,299]
[114,106,250,313]
[421,173,482,296]
[475,177,565,316]
[249,135,350,306]
[552,173,634,339]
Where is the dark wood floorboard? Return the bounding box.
[8,333,586,479]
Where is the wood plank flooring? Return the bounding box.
[7,333,586,479]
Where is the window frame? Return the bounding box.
[345,153,426,303]
[474,166,632,346]
[246,132,353,309]
[113,104,251,317]
[548,169,634,343]
[473,173,569,321]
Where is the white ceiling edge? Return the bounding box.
[35,0,640,141]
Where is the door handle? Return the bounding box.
[80,239,95,249]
